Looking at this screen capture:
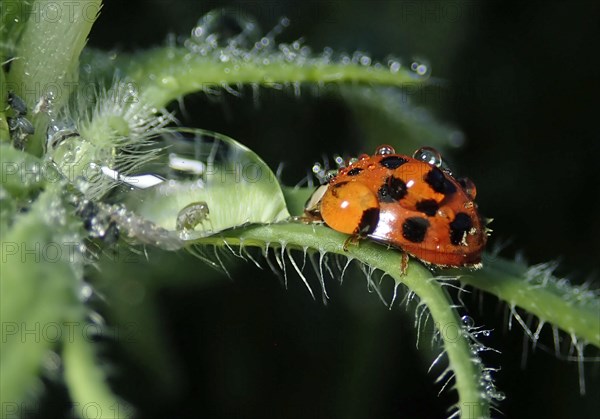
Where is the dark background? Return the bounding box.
[48,1,600,418]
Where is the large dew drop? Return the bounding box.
[113,129,290,243]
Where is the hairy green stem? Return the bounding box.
[191,222,490,418]
[6,0,102,155]
[63,321,133,419]
[119,47,425,109]
[0,185,82,408]
[286,186,600,350]
[451,257,600,347]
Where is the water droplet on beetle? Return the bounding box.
[413,146,443,167]
[375,144,396,155]
[457,177,477,199]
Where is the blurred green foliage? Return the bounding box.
[2,1,598,418]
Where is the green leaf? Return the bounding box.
[1,1,33,63]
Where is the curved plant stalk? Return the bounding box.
[186,222,492,418]
[120,46,427,110]
[6,0,102,155]
[0,184,83,408]
[450,256,600,348]
[285,186,600,350]
[1,173,130,416]
[63,320,134,419]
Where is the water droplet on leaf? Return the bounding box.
[461,315,475,328]
[410,59,431,77]
[190,9,260,50]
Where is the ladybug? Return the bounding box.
[304,145,489,270]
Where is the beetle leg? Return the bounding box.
[343,235,361,251]
[400,252,409,275]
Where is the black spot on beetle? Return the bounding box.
[332,181,349,189]
[346,167,363,176]
[424,167,457,195]
[416,199,439,216]
[449,212,473,245]
[357,207,379,235]
[379,156,408,169]
[402,217,430,243]
[377,176,407,203]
